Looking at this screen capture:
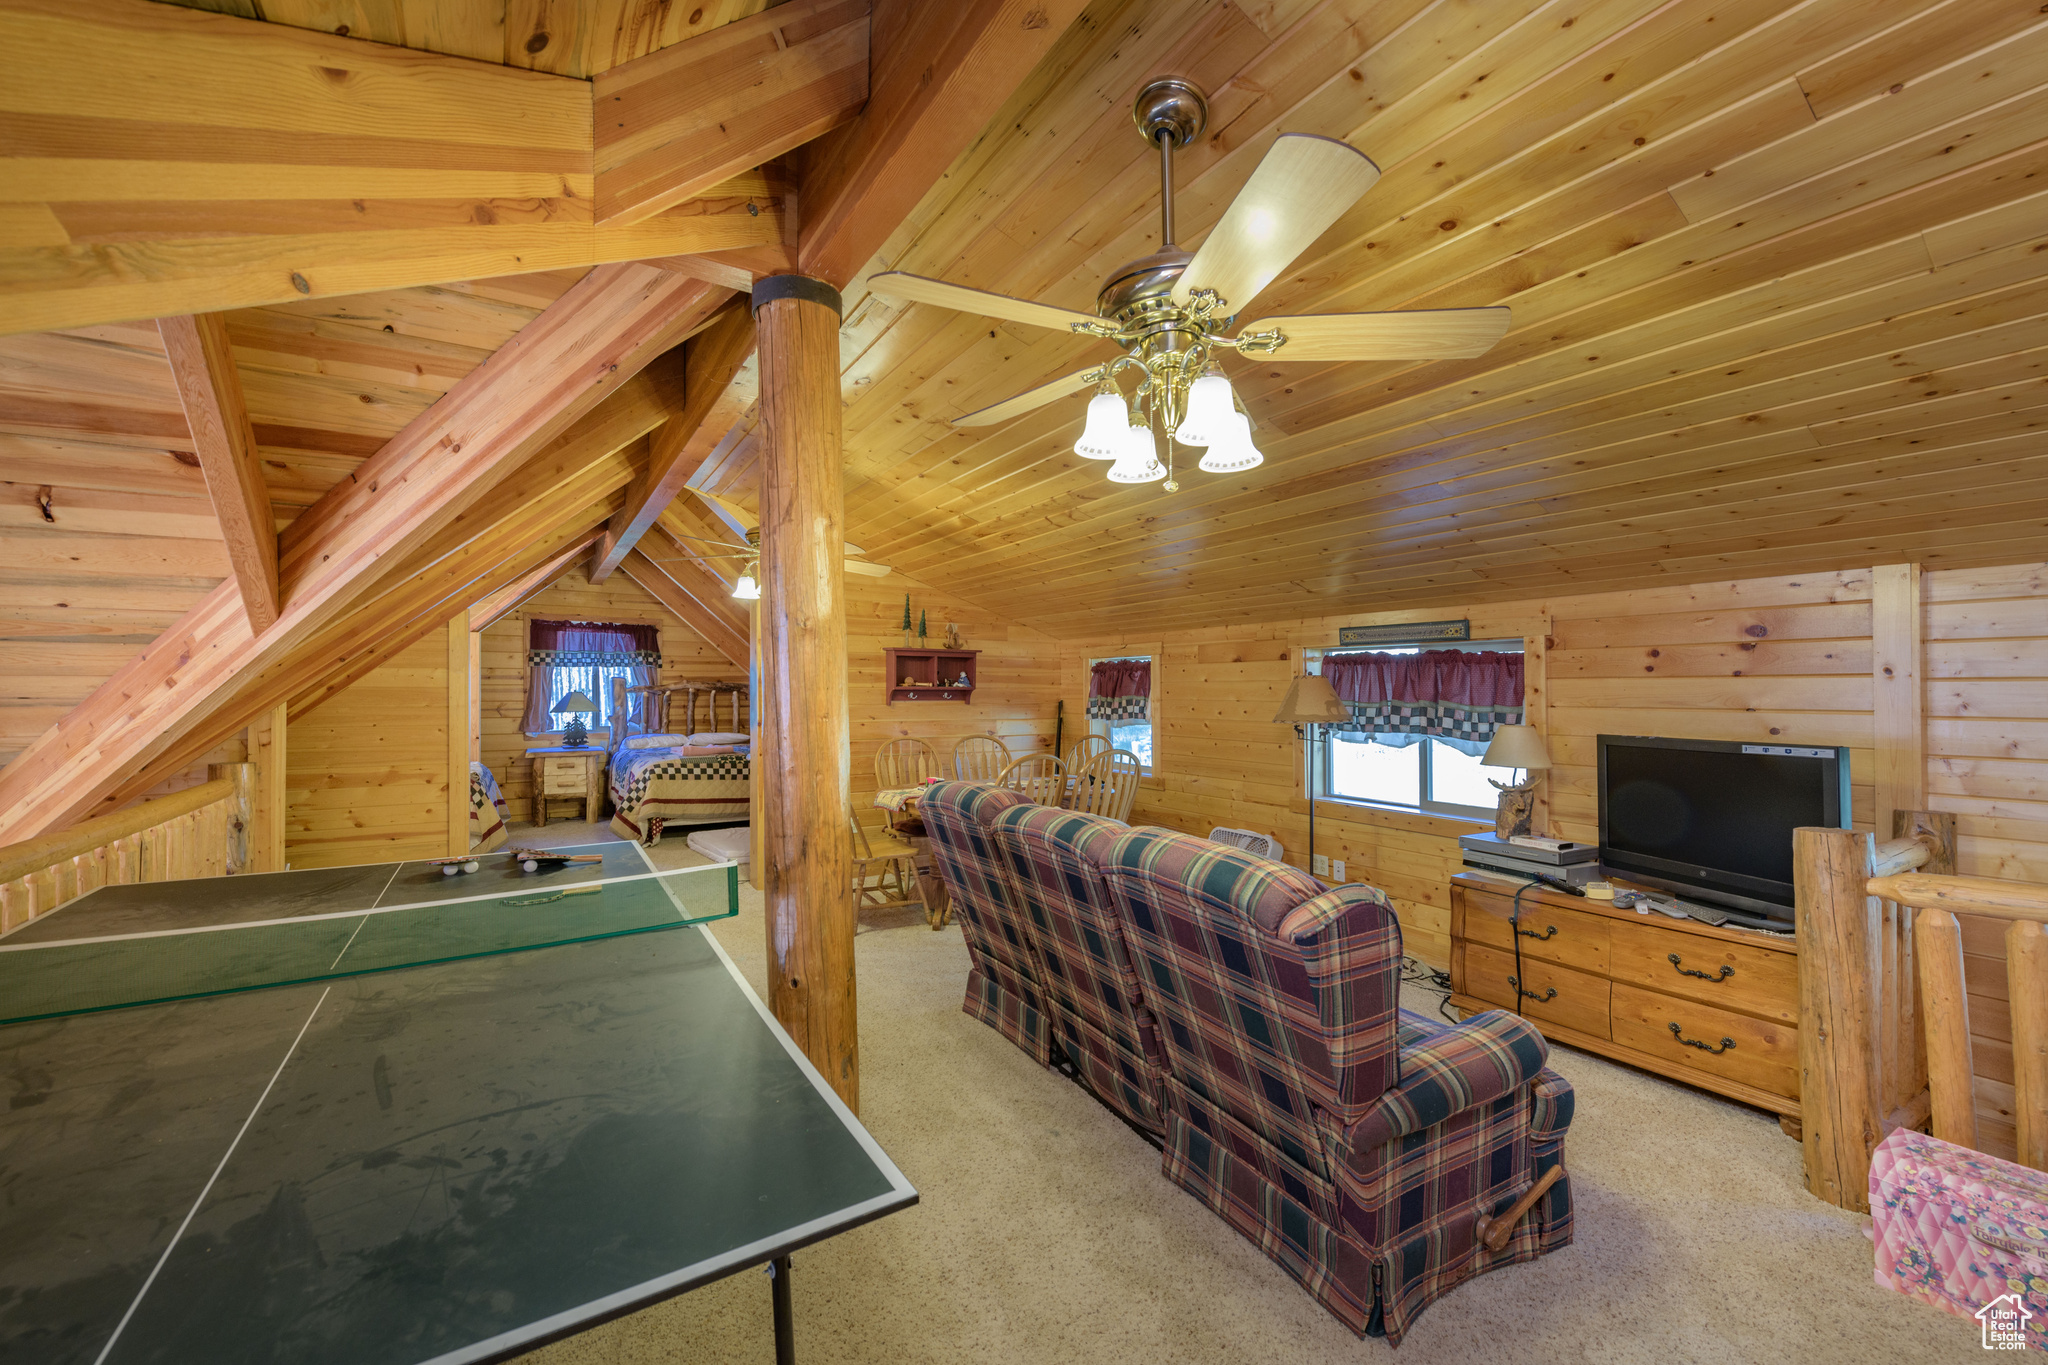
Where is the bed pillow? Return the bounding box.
[687,732,751,746]
[623,733,689,750]
[679,744,739,756]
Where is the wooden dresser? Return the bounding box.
[526,745,602,825]
[1449,872,1801,1129]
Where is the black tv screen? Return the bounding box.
[1597,735,1849,923]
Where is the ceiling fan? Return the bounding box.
[868,78,1510,490]
[663,490,892,600]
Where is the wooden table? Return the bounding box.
[527,745,603,825]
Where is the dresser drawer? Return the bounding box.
[1609,917,1798,1024]
[541,758,588,794]
[1462,941,1611,1040]
[1610,982,1798,1099]
[1461,890,1610,975]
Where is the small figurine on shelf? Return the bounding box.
[901,594,913,647]
[899,676,917,687]
[918,610,928,644]
[955,671,971,687]
[946,622,964,650]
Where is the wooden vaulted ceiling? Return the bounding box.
[1,0,2045,832]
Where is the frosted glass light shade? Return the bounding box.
[732,567,761,601]
[1106,418,1166,483]
[1196,411,1264,473]
[1074,390,1129,459]
[1174,368,1235,446]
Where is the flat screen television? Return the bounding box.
[1597,735,1849,928]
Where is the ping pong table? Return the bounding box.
[0,841,917,1365]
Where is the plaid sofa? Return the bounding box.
[1100,827,1574,1344]
[988,804,1171,1134]
[920,781,1052,1064]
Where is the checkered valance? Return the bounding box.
[526,647,660,666]
[1322,649,1522,756]
[1087,657,1150,722]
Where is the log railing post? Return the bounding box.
[2009,919,2048,1170]
[1917,906,1977,1149]
[753,274,857,1112]
[213,761,254,874]
[1796,826,1885,1211]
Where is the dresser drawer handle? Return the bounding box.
[1668,953,1734,983]
[1668,1022,1735,1055]
[1508,975,1556,1004]
[1517,924,1558,942]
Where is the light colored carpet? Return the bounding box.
[511,822,1983,1363]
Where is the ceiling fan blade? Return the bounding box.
[868,272,1100,334]
[844,559,893,578]
[1241,307,1511,361]
[951,366,1105,428]
[1173,134,1380,313]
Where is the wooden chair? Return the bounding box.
[997,754,1066,807]
[849,805,935,927]
[1069,749,1142,823]
[1063,734,1112,772]
[875,737,942,792]
[953,734,1012,781]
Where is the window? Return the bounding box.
[522,619,661,737]
[1087,655,1153,771]
[1310,643,1525,820]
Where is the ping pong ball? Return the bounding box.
[443,865,459,876]
[466,860,479,873]
[523,859,538,872]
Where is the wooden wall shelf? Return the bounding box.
[885,648,978,704]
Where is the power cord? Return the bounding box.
[1398,955,1458,1024]
[1509,879,1538,1019]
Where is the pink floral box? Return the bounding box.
[1871,1128,2048,1350]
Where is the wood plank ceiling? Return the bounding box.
[688,0,2048,634]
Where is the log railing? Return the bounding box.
[0,763,254,933]
[1797,810,2048,1210]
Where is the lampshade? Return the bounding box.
[1480,724,1550,770]
[1106,417,1166,483]
[732,565,761,601]
[553,690,597,716]
[1196,410,1264,473]
[1271,674,1349,724]
[1173,367,1235,446]
[1074,389,1128,459]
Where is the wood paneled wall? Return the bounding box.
[1056,560,2048,1156]
[285,624,454,869]
[478,565,744,822]
[847,572,1059,825]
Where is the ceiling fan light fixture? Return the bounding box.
[1196,411,1264,474]
[1074,387,1128,459]
[1107,418,1167,484]
[1174,366,1235,446]
[732,563,761,601]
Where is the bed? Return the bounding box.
[605,677,751,845]
[469,761,511,852]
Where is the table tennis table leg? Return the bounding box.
[770,1254,795,1365]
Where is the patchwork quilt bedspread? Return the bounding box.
[469,762,510,852]
[608,746,750,844]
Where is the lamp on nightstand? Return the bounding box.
[553,691,597,749]
[1272,673,1350,879]
[1480,725,1550,838]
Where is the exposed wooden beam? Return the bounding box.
[0,266,731,842]
[795,0,1087,287]
[591,303,759,582]
[0,0,786,334]
[620,549,750,667]
[473,533,604,631]
[156,312,278,633]
[649,243,801,289]
[593,0,871,226]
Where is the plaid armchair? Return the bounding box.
[920,781,1052,1063]
[987,804,1170,1134]
[1100,827,1574,1344]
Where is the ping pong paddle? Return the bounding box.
[509,849,607,873]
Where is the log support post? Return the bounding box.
[1796,826,1885,1212]
[753,274,856,1112]
[2010,919,2048,1171]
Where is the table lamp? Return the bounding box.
[1272,673,1350,880]
[1480,724,1550,838]
[553,691,597,749]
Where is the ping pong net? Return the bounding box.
[0,863,739,1026]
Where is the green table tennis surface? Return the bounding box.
[0,844,917,1365]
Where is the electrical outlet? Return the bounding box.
[1310,853,1330,876]
[1332,859,1347,882]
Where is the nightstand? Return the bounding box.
[526,745,602,825]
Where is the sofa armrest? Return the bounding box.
[1339,1009,1549,1155]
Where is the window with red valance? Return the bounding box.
[522,619,662,736]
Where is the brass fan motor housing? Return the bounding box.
[1132,77,1208,148]
[1095,247,1191,324]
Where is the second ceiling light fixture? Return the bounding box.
[869,79,1512,491]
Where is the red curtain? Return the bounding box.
[1088,658,1151,699]
[523,619,662,735]
[1321,650,1522,707]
